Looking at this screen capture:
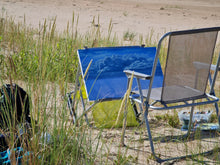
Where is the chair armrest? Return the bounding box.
[210,64,220,71]
[193,62,220,71]
[123,70,152,80]
[193,61,210,70]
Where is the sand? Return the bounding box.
[1,0,220,40]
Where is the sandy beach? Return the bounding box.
[1,0,220,40]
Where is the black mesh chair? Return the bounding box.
[124,27,220,163]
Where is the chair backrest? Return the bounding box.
[78,46,164,101]
[161,27,220,103]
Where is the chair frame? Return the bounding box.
[124,27,220,163]
[67,46,159,126]
[67,66,99,126]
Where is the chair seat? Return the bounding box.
[132,85,206,104]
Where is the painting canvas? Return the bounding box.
[78,46,163,101]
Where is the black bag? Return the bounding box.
[0,84,31,129]
[0,84,31,151]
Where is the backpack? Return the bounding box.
[0,84,30,129]
[0,84,32,151]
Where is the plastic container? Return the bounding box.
[178,110,213,130]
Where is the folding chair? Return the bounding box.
[67,46,164,125]
[124,27,220,163]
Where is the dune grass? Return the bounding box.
[0,12,121,164]
[0,11,220,164]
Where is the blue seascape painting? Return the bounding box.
[78,46,163,101]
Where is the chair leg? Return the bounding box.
[67,92,77,124]
[79,90,91,126]
[214,102,220,126]
[143,106,163,163]
[187,105,195,137]
[143,104,192,163]
[130,99,142,124]
[208,70,220,127]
